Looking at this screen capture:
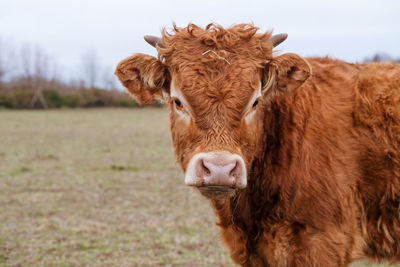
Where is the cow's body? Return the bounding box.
[115,24,400,266]
[215,58,400,266]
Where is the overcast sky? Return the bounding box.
[0,0,399,86]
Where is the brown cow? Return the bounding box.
[115,23,400,266]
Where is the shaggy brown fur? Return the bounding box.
[115,23,400,266]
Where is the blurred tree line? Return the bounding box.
[0,39,162,109]
[364,53,400,63]
[0,37,398,109]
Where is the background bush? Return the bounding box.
[0,86,163,109]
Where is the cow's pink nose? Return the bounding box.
[185,153,247,189]
[198,157,240,184]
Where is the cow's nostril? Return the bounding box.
[201,160,211,175]
[229,161,238,177]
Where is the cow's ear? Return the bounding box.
[262,53,311,100]
[115,53,169,105]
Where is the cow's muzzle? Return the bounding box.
[184,152,247,198]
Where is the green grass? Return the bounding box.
[0,108,394,266]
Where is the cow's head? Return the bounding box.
[115,24,311,199]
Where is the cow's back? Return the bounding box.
[351,61,400,260]
[307,58,400,260]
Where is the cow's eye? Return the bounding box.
[252,99,259,108]
[174,99,182,108]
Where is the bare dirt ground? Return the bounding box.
[0,108,391,266]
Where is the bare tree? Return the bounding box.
[0,38,13,85]
[101,66,117,90]
[81,49,99,88]
[19,45,51,85]
[19,44,51,108]
[20,44,33,81]
[0,39,5,82]
[364,53,400,63]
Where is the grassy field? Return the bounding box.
[0,108,233,266]
[0,108,393,267]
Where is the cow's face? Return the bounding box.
[166,68,261,199]
[115,24,311,199]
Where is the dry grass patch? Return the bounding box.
[0,108,232,266]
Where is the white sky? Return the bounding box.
[0,0,399,85]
